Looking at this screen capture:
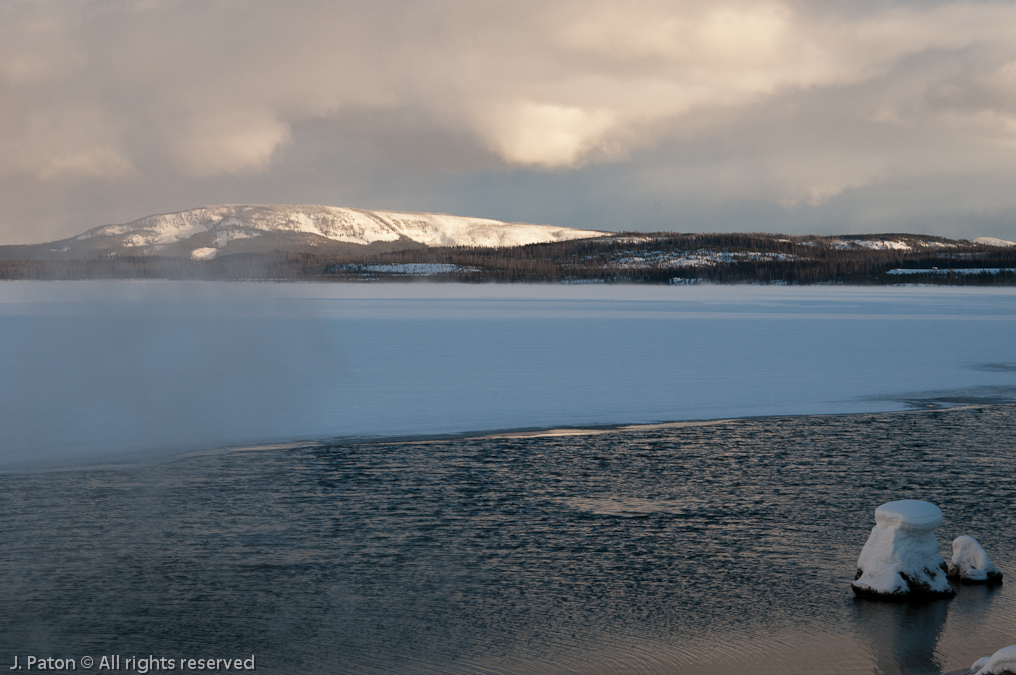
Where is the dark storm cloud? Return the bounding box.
[3,0,1016,242]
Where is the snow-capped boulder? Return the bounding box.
[970,646,1016,674]
[948,535,1003,585]
[852,500,954,599]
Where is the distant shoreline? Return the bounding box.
[2,230,1015,285]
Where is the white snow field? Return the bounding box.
[74,204,608,250]
[0,283,1015,468]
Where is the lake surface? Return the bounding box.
[1,282,1016,469]
[3,404,1015,675]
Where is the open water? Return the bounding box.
[3,404,1015,675]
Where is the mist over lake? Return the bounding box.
[1,282,1015,469]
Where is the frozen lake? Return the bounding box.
[0,281,1014,468]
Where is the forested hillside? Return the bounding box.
[1,232,1014,284]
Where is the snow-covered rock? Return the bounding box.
[852,500,954,599]
[948,535,1003,585]
[970,646,1016,674]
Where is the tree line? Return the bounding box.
[1,232,1014,284]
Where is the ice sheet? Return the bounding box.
[0,282,1014,468]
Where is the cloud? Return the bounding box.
[4,0,1016,241]
[482,103,618,167]
[38,148,134,181]
[165,109,292,176]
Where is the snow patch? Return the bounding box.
[828,239,914,251]
[213,228,258,248]
[77,211,207,245]
[855,240,912,251]
[887,268,1016,276]
[190,248,218,261]
[972,237,1016,248]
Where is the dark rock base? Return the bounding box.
[946,564,1004,585]
[852,568,956,600]
[959,571,1004,586]
[851,583,956,601]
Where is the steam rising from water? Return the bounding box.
[0,282,344,468]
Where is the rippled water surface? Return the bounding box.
[3,405,1016,674]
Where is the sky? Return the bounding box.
[4,0,1016,244]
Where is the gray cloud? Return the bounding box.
[3,0,1016,243]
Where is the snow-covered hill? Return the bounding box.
[59,204,608,259]
[972,236,1016,248]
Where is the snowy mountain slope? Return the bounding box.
[972,237,1016,247]
[36,204,606,260]
[2,210,1012,285]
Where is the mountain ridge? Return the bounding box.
[1,204,610,261]
[1,206,1014,284]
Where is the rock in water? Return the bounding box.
[948,535,1003,585]
[852,500,955,600]
[970,646,1016,674]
